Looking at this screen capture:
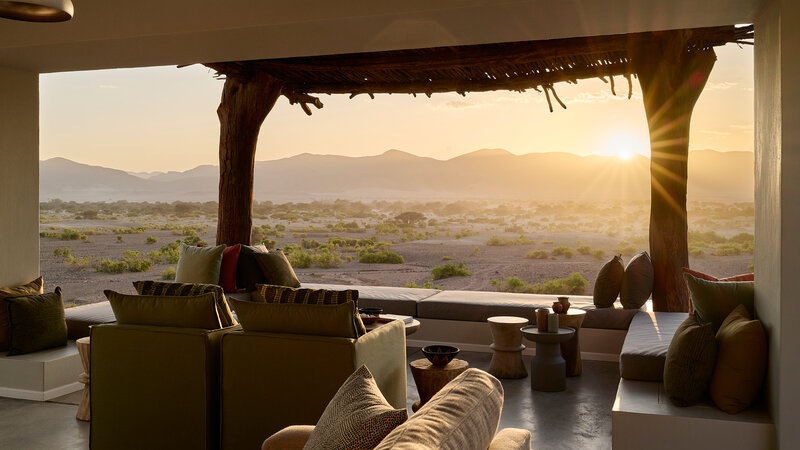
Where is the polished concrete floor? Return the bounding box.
[0,349,619,449]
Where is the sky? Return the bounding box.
[39,44,753,173]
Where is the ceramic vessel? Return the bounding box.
[422,345,460,366]
[557,296,571,313]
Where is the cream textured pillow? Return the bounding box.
[303,365,407,450]
[375,368,503,450]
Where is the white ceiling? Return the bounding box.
[0,0,760,73]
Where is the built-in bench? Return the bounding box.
[612,311,775,449]
[0,341,83,400]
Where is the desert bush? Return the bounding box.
[551,246,574,258]
[591,249,606,260]
[159,240,181,264]
[406,281,440,289]
[146,235,157,244]
[541,240,554,245]
[494,272,588,295]
[258,239,277,249]
[301,239,321,249]
[287,249,312,269]
[374,222,400,235]
[614,241,637,256]
[473,246,480,255]
[111,226,145,234]
[183,235,208,246]
[432,262,470,280]
[525,250,548,259]
[504,225,525,234]
[715,242,743,256]
[94,258,127,274]
[441,256,453,261]
[689,247,706,257]
[312,248,342,269]
[40,228,88,241]
[576,245,591,255]
[66,256,90,268]
[454,229,478,239]
[116,235,124,243]
[359,250,404,264]
[53,247,72,258]
[486,235,534,246]
[395,211,426,225]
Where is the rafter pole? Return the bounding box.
[216,73,282,246]
[632,30,716,312]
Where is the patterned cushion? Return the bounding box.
[375,368,503,450]
[304,365,407,450]
[0,276,44,351]
[256,284,366,335]
[133,280,237,327]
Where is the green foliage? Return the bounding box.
[591,249,607,260]
[374,222,400,235]
[183,235,208,246]
[94,258,127,274]
[406,281,440,289]
[551,246,574,258]
[576,245,591,255]
[614,241,637,256]
[486,235,534,246]
[146,235,158,244]
[493,272,588,295]
[432,262,470,280]
[395,211,426,225]
[111,226,145,234]
[525,249,549,259]
[714,242,743,256]
[541,240,554,245]
[40,228,88,241]
[454,229,479,239]
[158,240,181,264]
[359,250,404,264]
[748,263,754,271]
[53,247,71,258]
[116,235,124,243]
[689,247,706,257]
[441,256,453,261]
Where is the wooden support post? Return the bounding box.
[216,73,282,246]
[632,31,716,312]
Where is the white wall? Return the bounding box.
[755,0,800,447]
[0,67,39,287]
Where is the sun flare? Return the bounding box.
[604,134,647,160]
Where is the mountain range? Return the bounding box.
[39,149,754,203]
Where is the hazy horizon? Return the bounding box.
[40,44,753,173]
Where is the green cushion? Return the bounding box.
[175,243,226,285]
[255,284,366,336]
[104,290,222,329]
[663,315,717,406]
[230,298,358,338]
[0,276,44,351]
[5,287,68,356]
[132,280,237,327]
[254,250,301,288]
[684,273,755,332]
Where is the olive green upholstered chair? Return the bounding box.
[90,323,239,450]
[220,319,407,450]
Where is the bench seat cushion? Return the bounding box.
[580,306,641,330]
[64,301,116,340]
[301,284,438,317]
[417,290,591,322]
[620,311,688,381]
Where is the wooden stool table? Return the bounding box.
[76,337,91,421]
[557,309,586,376]
[487,316,528,379]
[409,358,468,412]
[521,326,575,392]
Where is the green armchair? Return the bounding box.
[220,319,407,450]
[90,323,239,450]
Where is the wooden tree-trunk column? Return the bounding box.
[633,31,716,312]
[216,74,282,246]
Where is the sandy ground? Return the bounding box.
[39,212,754,305]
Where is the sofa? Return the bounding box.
[220,318,407,450]
[262,368,532,450]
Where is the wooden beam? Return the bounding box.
[632,30,716,312]
[216,73,282,246]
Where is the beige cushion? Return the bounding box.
[230,298,359,338]
[0,277,44,351]
[488,428,532,450]
[175,243,225,285]
[104,290,222,329]
[303,365,408,450]
[710,304,767,414]
[375,368,503,450]
[262,426,315,450]
[133,280,237,327]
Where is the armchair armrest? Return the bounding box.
[354,319,407,408]
[262,425,315,450]
[489,428,532,450]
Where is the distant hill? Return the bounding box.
[39,149,754,203]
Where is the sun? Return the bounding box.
[604,134,647,160]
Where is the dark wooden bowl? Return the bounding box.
[359,307,383,325]
[422,345,460,366]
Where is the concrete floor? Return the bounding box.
[0,349,619,449]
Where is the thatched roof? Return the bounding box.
[204,25,752,113]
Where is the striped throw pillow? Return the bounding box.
[255,284,366,336]
[133,280,237,327]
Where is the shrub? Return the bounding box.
[183,235,208,246]
[441,256,452,261]
[116,235,124,243]
[146,235,158,244]
[359,251,405,264]
[591,249,606,260]
[541,240,554,245]
[714,242,742,256]
[288,250,312,269]
[94,258,127,274]
[432,262,470,280]
[312,248,342,269]
[576,245,591,255]
[525,249,548,259]
[551,246,574,258]
[614,241,637,256]
[494,272,588,295]
[406,281,440,289]
[53,247,72,258]
[40,228,88,241]
[689,247,706,257]
[159,240,181,264]
[486,235,534,246]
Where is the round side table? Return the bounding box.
[521,326,575,392]
[487,316,529,379]
[557,309,586,376]
[76,336,91,421]
[409,358,469,412]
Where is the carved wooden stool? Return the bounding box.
[487,316,529,379]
